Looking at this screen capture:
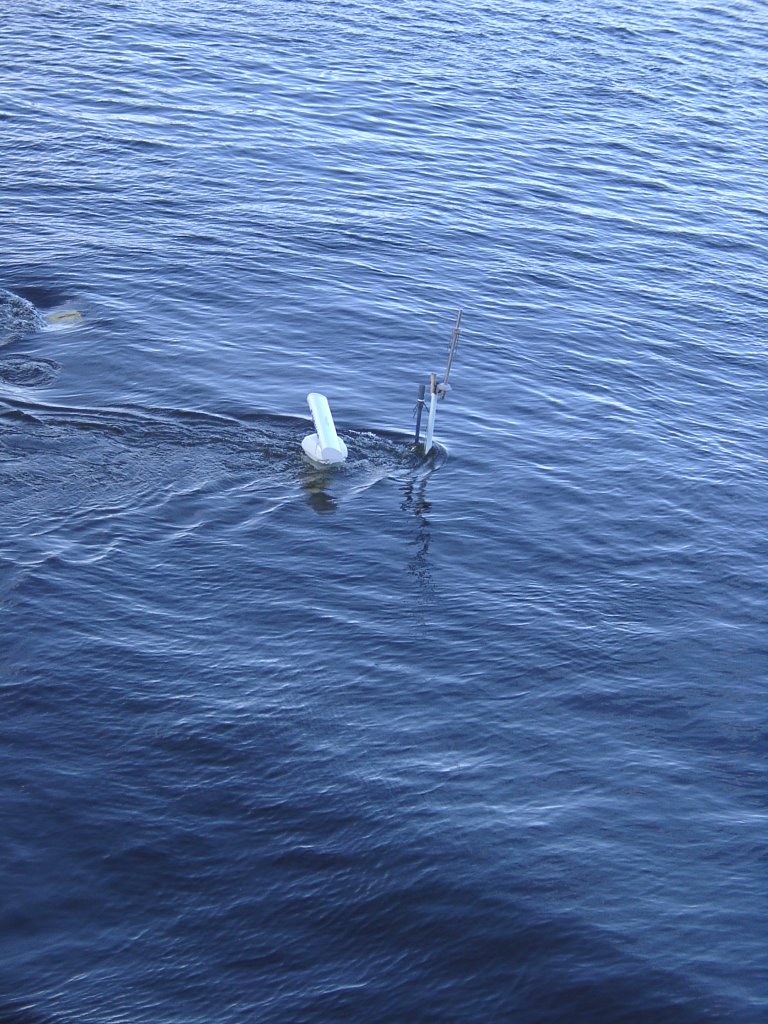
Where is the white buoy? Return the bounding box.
[301,392,348,464]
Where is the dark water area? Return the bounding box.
[1,1,766,1021]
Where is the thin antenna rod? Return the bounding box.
[442,309,462,387]
[413,309,465,456]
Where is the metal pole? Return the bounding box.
[414,383,426,446]
[441,309,462,390]
[424,373,438,454]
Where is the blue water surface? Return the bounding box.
[1,1,766,1021]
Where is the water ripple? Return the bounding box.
[0,355,60,387]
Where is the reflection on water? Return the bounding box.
[401,475,434,592]
[300,462,339,515]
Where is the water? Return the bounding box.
[1,1,766,1021]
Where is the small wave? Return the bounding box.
[0,355,60,387]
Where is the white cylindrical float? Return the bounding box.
[423,373,438,454]
[301,392,348,464]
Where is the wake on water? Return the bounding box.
[0,397,439,569]
[1,287,439,564]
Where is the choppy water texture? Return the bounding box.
[1,1,766,1022]
[0,290,45,346]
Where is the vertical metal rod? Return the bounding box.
[414,383,426,446]
[424,373,438,454]
[442,309,462,387]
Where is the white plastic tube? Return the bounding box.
[302,393,348,464]
[423,375,438,454]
